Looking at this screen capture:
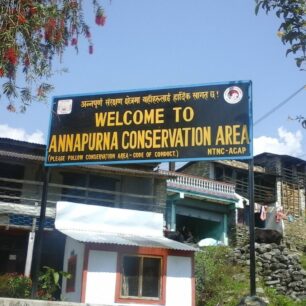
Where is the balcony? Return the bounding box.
[0,176,161,229]
[159,170,237,201]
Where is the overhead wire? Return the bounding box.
[254,84,306,126]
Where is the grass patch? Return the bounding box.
[195,246,249,306]
[264,287,306,306]
[300,254,306,271]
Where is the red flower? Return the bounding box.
[89,45,93,54]
[85,30,91,38]
[4,48,18,65]
[95,14,106,26]
[69,0,78,9]
[37,87,44,97]
[0,68,4,77]
[71,38,78,46]
[7,104,16,112]
[24,55,30,67]
[97,15,106,26]
[44,30,51,41]
[54,31,62,42]
[17,14,27,24]
[29,6,38,15]
[47,18,56,29]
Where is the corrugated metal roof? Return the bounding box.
[0,202,55,218]
[0,149,44,162]
[0,148,167,178]
[59,229,197,251]
[55,201,164,237]
[55,202,197,251]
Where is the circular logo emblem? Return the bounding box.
[224,86,243,104]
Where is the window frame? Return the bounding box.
[115,248,167,305]
[66,254,77,293]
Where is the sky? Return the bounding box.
[0,0,305,161]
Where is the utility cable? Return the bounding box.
[254,85,306,126]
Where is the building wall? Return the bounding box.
[166,255,193,306]
[119,176,154,211]
[180,162,211,178]
[254,154,306,217]
[85,250,117,305]
[61,237,85,302]
[48,169,65,204]
[155,179,167,213]
[21,163,41,206]
[79,247,194,306]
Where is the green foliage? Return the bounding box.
[0,274,10,297]
[255,0,305,70]
[195,246,249,306]
[264,287,306,306]
[301,254,306,271]
[0,268,70,301]
[37,266,71,300]
[0,273,32,298]
[0,0,106,112]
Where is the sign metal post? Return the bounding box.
[248,158,256,296]
[31,166,50,298]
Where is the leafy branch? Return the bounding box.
[255,0,305,70]
[0,0,107,112]
[289,115,306,129]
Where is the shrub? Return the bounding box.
[0,274,11,297]
[0,273,31,298]
[300,254,306,271]
[264,287,306,306]
[195,246,249,306]
[37,266,70,300]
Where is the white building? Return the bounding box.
[56,201,197,306]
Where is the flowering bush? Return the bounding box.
[0,267,70,300]
[0,273,32,298]
[0,0,106,112]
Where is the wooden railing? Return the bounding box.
[0,176,163,229]
[159,170,236,198]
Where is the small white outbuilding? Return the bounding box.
[55,201,197,306]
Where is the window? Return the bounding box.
[61,172,118,206]
[61,172,86,203]
[0,162,24,203]
[66,255,77,293]
[120,255,161,300]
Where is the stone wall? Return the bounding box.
[234,224,250,247]
[233,243,306,301]
[180,161,211,178]
[155,178,167,213]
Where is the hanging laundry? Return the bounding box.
[275,207,287,223]
[287,214,294,222]
[260,205,267,221]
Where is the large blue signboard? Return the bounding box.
[45,80,252,166]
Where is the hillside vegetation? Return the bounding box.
[195,246,306,306]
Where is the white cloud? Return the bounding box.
[0,124,45,144]
[254,127,303,157]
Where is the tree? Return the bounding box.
[255,0,305,70]
[289,115,306,129]
[0,0,106,112]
